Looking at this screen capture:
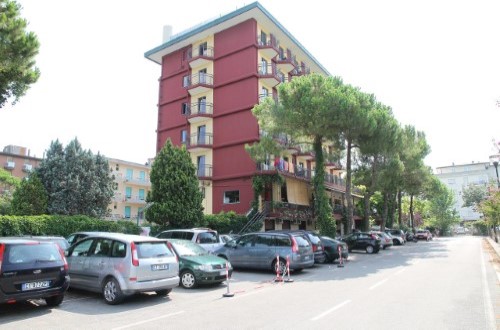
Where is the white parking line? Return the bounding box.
[311,300,351,321]
[111,311,185,330]
[394,268,406,276]
[369,278,388,290]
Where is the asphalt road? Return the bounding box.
[1,236,498,330]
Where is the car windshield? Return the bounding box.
[135,242,174,258]
[172,241,208,256]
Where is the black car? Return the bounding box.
[340,232,381,254]
[267,230,326,264]
[0,238,70,306]
[320,236,348,263]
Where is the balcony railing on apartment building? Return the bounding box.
[264,201,313,223]
[182,102,214,117]
[124,195,147,204]
[187,46,214,59]
[197,164,213,178]
[183,73,214,88]
[187,133,213,148]
[291,65,311,76]
[275,49,297,73]
[256,35,278,58]
[256,162,360,194]
[114,173,150,186]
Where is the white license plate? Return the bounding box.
[151,264,169,271]
[219,270,226,276]
[22,281,50,291]
[304,255,310,260]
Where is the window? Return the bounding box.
[92,239,113,257]
[198,96,206,113]
[138,189,145,200]
[255,235,273,247]
[279,47,285,60]
[223,190,240,204]
[181,130,188,144]
[70,239,94,257]
[111,241,126,258]
[197,125,206,144]
[198,69,207,84]
[182,103,189,115]
[124,206,131,218]
[126,169,133,181]
[260,58,268,74]
[115,164,119,171]
[199,42,208,56]
[197,156,206,176]
[183,75,190,87]
[125,187,132,199]
[196,232,218,244]
[139,171,145,182]
[260,31,267,45]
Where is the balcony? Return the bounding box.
[275,51,296,73]
[4,161,15,170]
[182,102,214,124]
[124,195,147,205]
[264,201,313,223]
[187,46,214,68]
[183,72,214,95]
[258,63,280,88]
[187,132,213,152]
[291,65,311,77]
[22,164,33,172]
[196,164,213,179]
[257,35,278,58]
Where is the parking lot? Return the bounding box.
[1,236,499,329]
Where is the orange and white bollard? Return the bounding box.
[222,261,234,297]
[337,245,344,268]
[274,255,283,282]
[284,255,294,283]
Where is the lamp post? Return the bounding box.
[489,155,500,189]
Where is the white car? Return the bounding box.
[156,228,224,253]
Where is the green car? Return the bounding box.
[167,239,233,289]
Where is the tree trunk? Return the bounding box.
[381,193,388,232]
[363,195,371,232]
[346,139,354,233]
[410,194,415,232]
[397,190,402,227]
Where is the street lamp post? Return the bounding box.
[493,161,500,189]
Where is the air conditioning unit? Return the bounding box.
[4,161,15,170]
[23,164,33,172]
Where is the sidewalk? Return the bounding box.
[485,237,500,283]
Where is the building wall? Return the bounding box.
[436,162,496,221]
[0,147,41,181]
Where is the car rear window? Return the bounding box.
[5,243,62,265]
[292,234,310,247]
[307,233,321,244]
[135,242,174,259]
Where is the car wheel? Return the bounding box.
[103,277,124,305]
[180,270,197,289]
[272,258,287,275]
[366,245,374,254]
[45,294,64,307]
[155,289,172,296]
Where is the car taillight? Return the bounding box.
[312,245,317,252]
[370,234,378,240]
[0,244,4,273]
[130,242,139,266]
[291,236,298,253]
[57,245,68,271]
[166,241,178,263]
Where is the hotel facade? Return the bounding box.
[145,2,361,233]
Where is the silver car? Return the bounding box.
[65,233,179,304]
[214,232,314,274]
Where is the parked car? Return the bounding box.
[340,232,381,254]
[320,236,348,263]
[385,229,406,245]
[66,231,109,246]
[166,239,232,289]
[65,233,179,304]
[1,236,70,251]
[156,228,223,252]
[415,229,432,241]
[373,231,393,250]
[214,231,314,274]
[0,238,70,307]
[267,230,326,264]
[220,234,240,244]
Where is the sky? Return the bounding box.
[2,0,500,171]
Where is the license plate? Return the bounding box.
[22,281,50,291]
[151,264,169,271]
[220,270,226,276]
[304,255,310,260]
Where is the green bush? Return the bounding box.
[0,215,141,237]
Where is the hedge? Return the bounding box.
[0,215,141,237]
[146,211,263,237]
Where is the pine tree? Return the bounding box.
[146,139,204,228]
[11,172,48,215]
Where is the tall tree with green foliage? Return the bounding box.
[37,138,115,217]
[462,184,488,211]
[354,104,401,231]
[146,139,203,228]
[0,0,40,108]
[10,172,47,215]
[423,176,460,235]
[399,125,431,231]
[252,74,348,237]
[0,167,20,214]
[479,191,500,241]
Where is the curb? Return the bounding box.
[485,237,500,259]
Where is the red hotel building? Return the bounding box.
[145,2,358,232]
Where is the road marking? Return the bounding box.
[111,311,185,330]
[394,268,405,276]
[480,243,496,330]
[311,300,351,321]
[369,278,388,290]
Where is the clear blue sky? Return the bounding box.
[2,0,500,170]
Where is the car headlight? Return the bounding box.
[195,264,213,272]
